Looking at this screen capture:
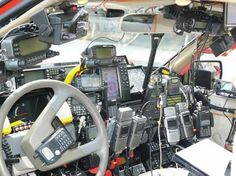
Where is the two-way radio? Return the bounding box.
[176,102,194,139]
[128,115,147,150]
[164,107,180,145]
[193,107,214,139]
[110,107,133,153]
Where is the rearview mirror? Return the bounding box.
[120,14,175,33]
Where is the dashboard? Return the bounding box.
[1,44,214,176]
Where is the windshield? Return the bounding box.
[43,32,196,67]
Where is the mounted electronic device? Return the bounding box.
[83,45,126,67]
[82,45,131,102]
[85,45,116,60]
[32,7,88,45]
[110,107,133,153]
[1,33,58,71]
[194,60,222,90]
[164,107,180,145]
[101,64,131,102]
[175,102,194,140]
[193,102,214,139]
[74,73,104,92]
[163,5,224,35]
[128,115,147,150]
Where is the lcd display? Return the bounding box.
[183,114,191,125]
[101,67,120,100]
[120,126,129,137]
[95,47,113,59]
[220,81,233,92]
[24,70,45,83]
[200,119,210,126]
[168,119,177,128]
[18,37,49,56]
[128,66,145,93]
[87,125,97,140]
[80,74,102,89]
[194,21,208,29]
[135,123,144,133]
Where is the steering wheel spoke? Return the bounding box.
[79,137,104,157]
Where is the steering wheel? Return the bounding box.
[0,80,109,176]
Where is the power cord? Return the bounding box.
[84,34,125,53]
[157,96,163,169]
[0,23,33,44]
[147,128,154,176]
[222,94,233,125]
[2,138,16,175]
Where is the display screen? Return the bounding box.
[128,66,145,93]
[80,74,102,89]
[101,67,120,100]
[135,123,144,133]
[87,125,97,140]
[168,119,177,128]
[183,114,191,125]
[220,81,234,92]
[194,21,208,29]
[24,70,45,83]
[171,77,179,84]
[120,126,129,137]
[18,37,49,56]
[200,119,210,126]
[95,47,113,59]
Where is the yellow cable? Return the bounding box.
[64,65,83,84]
[10,120,24,127]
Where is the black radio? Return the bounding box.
[36,127,75,165]
[32,9,88,45]
[86,45,116,60]
[193,106,214,139]
[141,142,174,170]
[1,33,56,71]
[74,73,103,92]
[1,33,50,58]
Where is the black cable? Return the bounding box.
[130,155,134,176]
[196,32,210,64]
[210,104,236,114]
[2,139,13,175]
[85,34,126,51]
[140,100,158,116]
[222,95,233,125]
[225,118,236,144]
[147,129,153,176]
[74,161,79,175]
[124,148,130,174]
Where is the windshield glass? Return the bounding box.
[43,16,197,67]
